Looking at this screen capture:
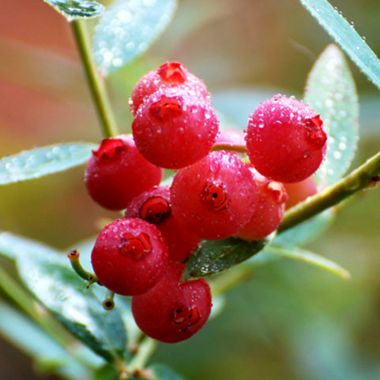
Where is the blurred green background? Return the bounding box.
[0,0,379,379]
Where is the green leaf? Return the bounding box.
[44,0,104,20]
[0,143,96,185]
[148,364,184,380]
[305,45,359,186]
[93,0,177,75]
[298,0,380,90]
[266,245,351,280]
[0,303,90,380]
[0,231,59,261]
[16,250,127,360]
[274,210,333,247]
[185,237,270,278]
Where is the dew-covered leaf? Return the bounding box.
[274,210,334,247]
[93,0,177,76]
[299,0,380,90]
[16,249,127,360]
[0,143,95,185]
[266,245,351,280]
[0,303,89,380]
[44,0,104,20]
[305,45,359,186]
[184,237,270,278]
[0,232,59,261]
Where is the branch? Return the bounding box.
[71,20,118,138]
[279,151,380,233]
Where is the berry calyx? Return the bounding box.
[84,135,162,210]
[245,94,327,183]
[236,169,288,241]
[170,151,257,240]
[132,262,212,343]
[132,89,219,169]
[130,61,209,115]
[91,218,168,296]
[125,187,200,262]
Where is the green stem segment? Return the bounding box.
[68,250,98,285]
[279,151,380,233]
[71,20,118,138]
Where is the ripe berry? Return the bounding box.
[132,262,212,343]
[125,186,200,262]
[91,218,168,296]
[246,94,327,183]
[171,151,257,240]
[284,176,318,209]
[237,169,288,241]
[132,89,219,169]
[130,61,209,115]
[84,135,162,210]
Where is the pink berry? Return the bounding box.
[132,89,219,169]
[125,187,200,262]
[84,135,162,210]
[236,169,288,241]
[171,151,257,240]
[132,262,212,343]
[130,61,209,115]
[246,94,327,183]
[91,218,168,296]
[284,176,318,209]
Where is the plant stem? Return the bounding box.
[128,337,157,373]
[212,143,247,154]
[278,151,380,233]
[71,20,118,138]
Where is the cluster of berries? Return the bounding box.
[84,62,327,343]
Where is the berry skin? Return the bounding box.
[91,218,168,296]
[84,135,162,210]
[132,262,212,343]
[125,186,200,262]
[246,94,327,183]
[284,176,318,209]
[236,169,288,241]
[132,89,219,169]
[171,151,257,240]
[130,61,209,115]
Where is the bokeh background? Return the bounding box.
[0,0,379,379]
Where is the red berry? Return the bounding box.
[91,218,168,296]
[132,89,219,169]
[84,135,162,210]
[125,187,200,262]
[284,176,318,209]
[171,151,257,240]
[246,94,327,183]
[130,61,209,115]
[237,169,288,241]
[132,262,212,343]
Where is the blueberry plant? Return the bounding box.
[0,0,380,379]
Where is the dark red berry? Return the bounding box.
[237,169,288,241]
[84,135,162,210]
[130,61,209,115]
[91,218,168,296]
[171,151,257,240]
[125,187,199,262]
[284,176,318,209]
[132,262,212,343]
[246,94,327,183]
[132,89,219,169]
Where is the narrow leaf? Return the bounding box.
[16,246,126,360]
[0,143,95,185]
[185,237,270,278]
[44,0,104,20]
[305,45,359,186]
[299,0,380,90]
[267,245,351,280]
[93,0,177,75]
